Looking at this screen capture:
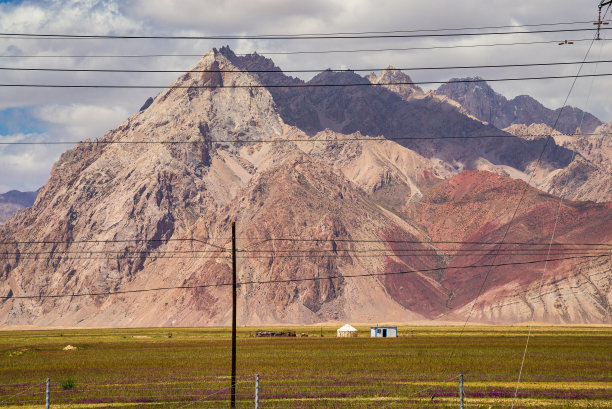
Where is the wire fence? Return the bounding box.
[2,373,609,409]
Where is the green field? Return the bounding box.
[0,326,610,408]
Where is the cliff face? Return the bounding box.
[0,48,609,326]
[504,123,612,202]
[436,78,603,134]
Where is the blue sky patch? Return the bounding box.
[0,107,45,135]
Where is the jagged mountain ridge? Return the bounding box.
[503,123,612,202]
[222,47,575,177]
[435,77,603,134]
[0,47,610,326]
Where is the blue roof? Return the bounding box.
[370,326,397,329]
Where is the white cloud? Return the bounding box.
[0,0,610,192]
[0,132,67,192]
[33,104,129,140]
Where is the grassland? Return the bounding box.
[0,325,610,408]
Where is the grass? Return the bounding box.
[0,325,610,408]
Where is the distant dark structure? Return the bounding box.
[255,331,296,337]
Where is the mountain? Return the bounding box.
[0,190,38,225]
[222,48,575,184]
[0,48,610,326]
[504,123,612,202]
[435,77,603,134]
[410,171,612,323]
[365,66,423,100]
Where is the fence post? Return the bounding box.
[46,378,50,409]
[255,374,259,409]
[459,373,464,409]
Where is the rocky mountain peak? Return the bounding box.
[436,77,603,133]
[129,47,284,147]
[366,66,423,99]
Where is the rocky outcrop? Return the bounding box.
[436,77,603,134]
[366,66,423,100]
[504,123,612,202]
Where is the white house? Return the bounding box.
[370,326,397,338]
[336,324,358,337]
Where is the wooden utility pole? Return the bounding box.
[231,222,237,409]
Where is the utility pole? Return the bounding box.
[596,1,612,40]
[459,373,464,409]
[231,222,237,409]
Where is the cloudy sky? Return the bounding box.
[0,0,610,192]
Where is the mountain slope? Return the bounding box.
[436,77,603,134]
[222,47,575,182]
[504,123,612,202]
[412,171,612,323]
[0,48,609,326]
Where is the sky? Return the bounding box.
[0,0,610,192]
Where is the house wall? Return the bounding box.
[370,327,398,337]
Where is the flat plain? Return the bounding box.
[0,325,610,408]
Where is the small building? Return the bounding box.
[370,326,397,338]
[336,324,358,337]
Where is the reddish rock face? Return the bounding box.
[411,171,611,322]
[0,47,609,327]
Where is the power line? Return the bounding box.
[2,72,611,89]
[3,131,611,146]
[511,6,611,405]
[2,38,609,59]
[238,253,609,260]
[1,27,609,40]
[4,248,609,255]
[0,20,605,48]
[3,59,612,73]
[425,29,606,401]
[4,252,608,262]
[4,237,610,247]
[0,237,228,249]
[1,254,605,300]
[244,237,612,247]
[255,38,611,55]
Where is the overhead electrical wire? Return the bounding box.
[255,38,611,55]
[4,251,608,262]
[2,38,609,59]
[451,36,600,332]
[0,20,606,46]
[2,72,611,89]
[420,24,608,404]
[4,237,611,247]
[0,237,228,245]
[511,6,611,405]
[4,248,609,255]
[1,27,609,40]
[243,237,612,246]
[4,131,611,146]
[0,254,605,300]
[2,58,612,73]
